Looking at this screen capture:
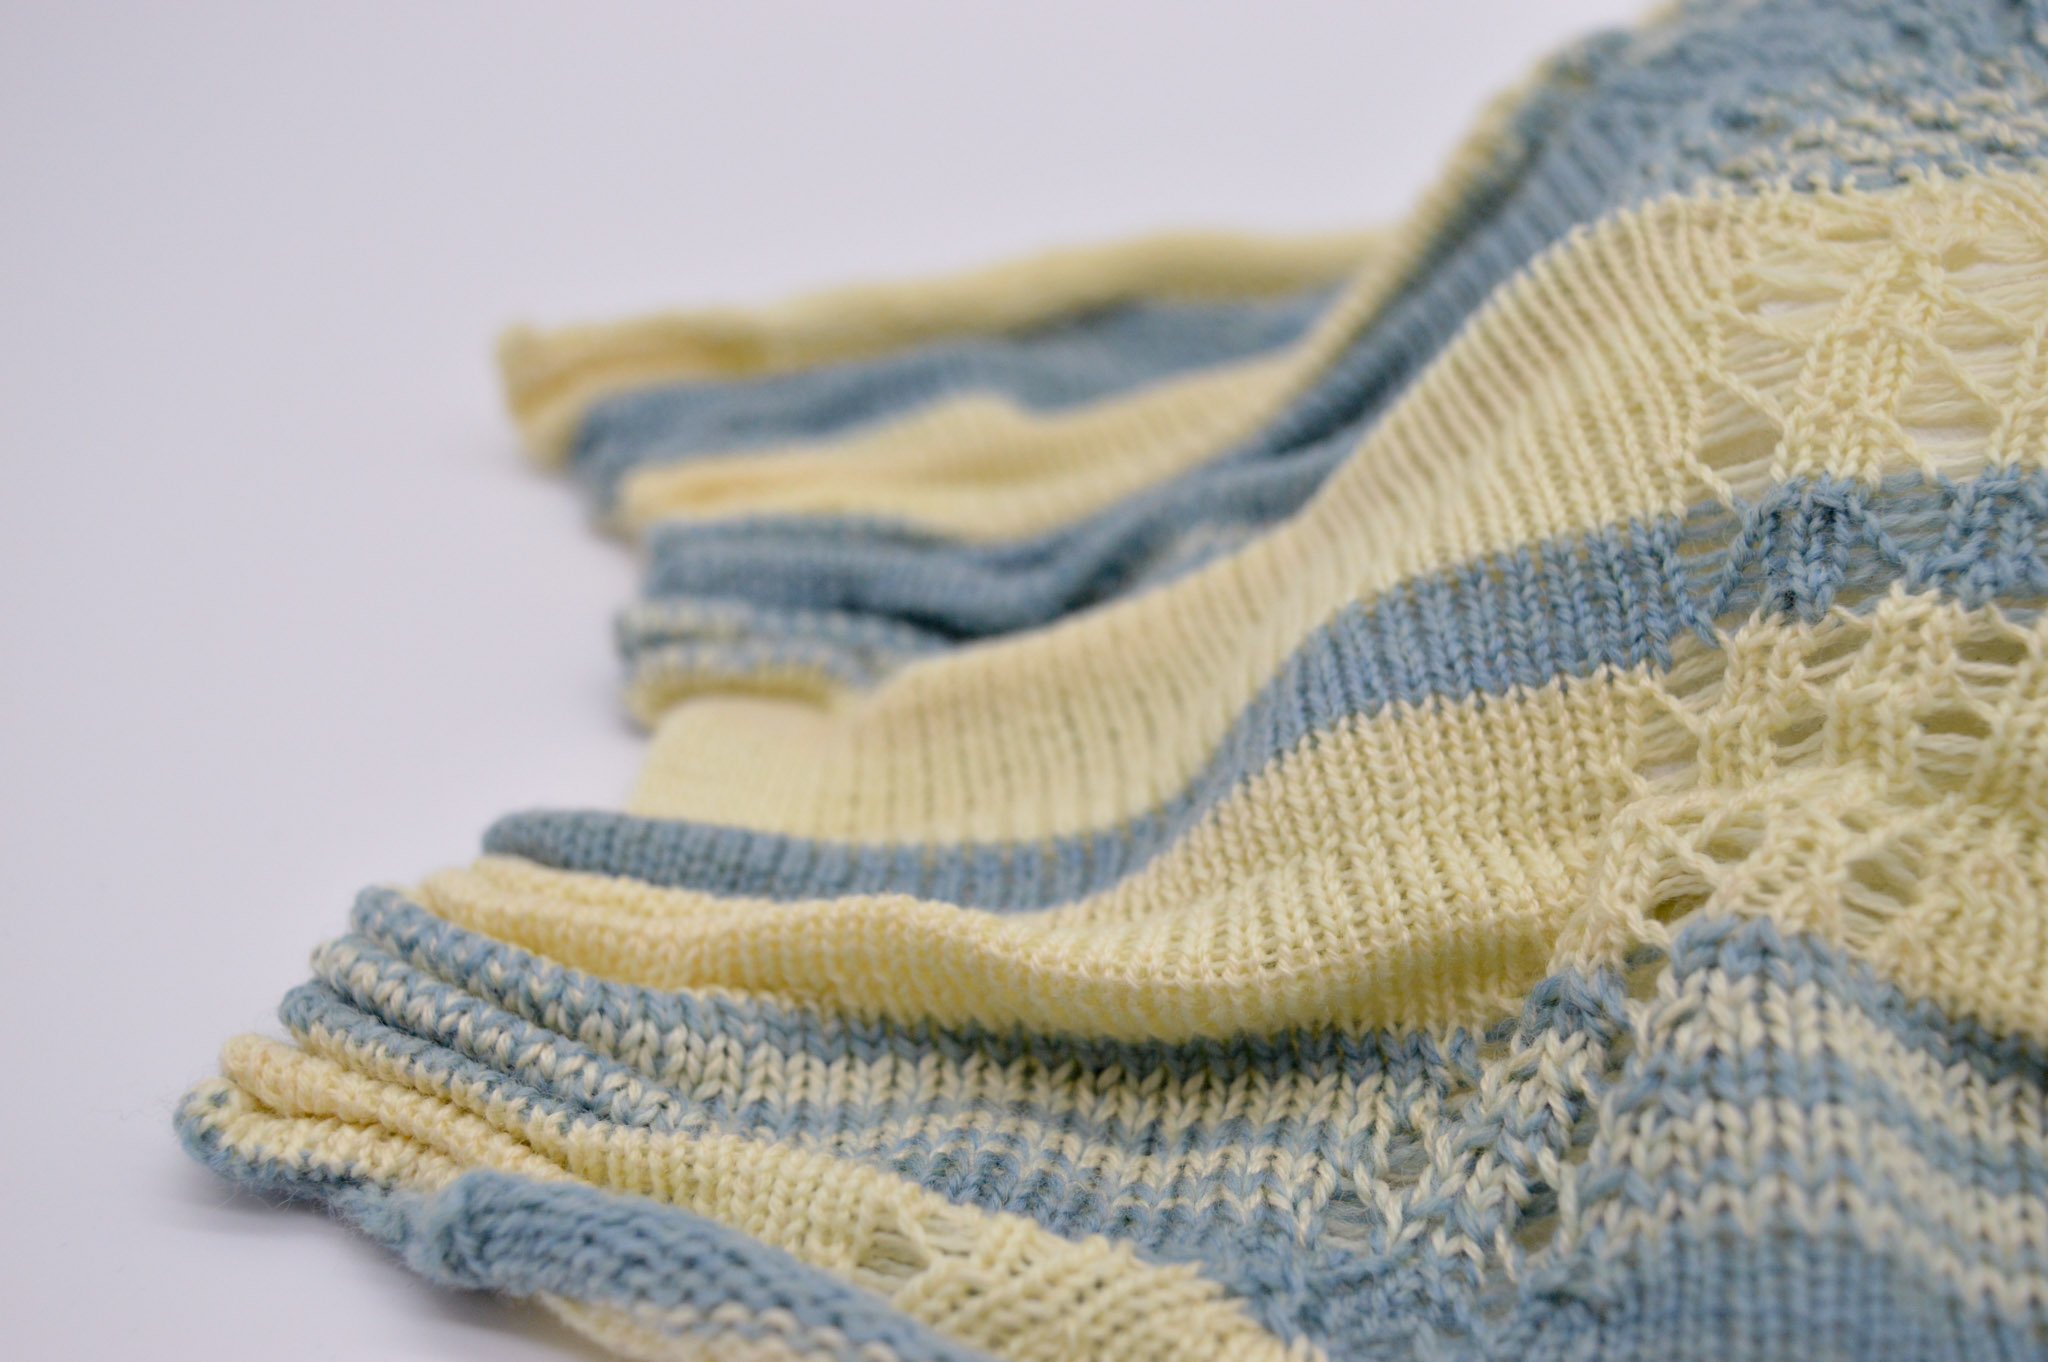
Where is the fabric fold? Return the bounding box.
[180,3,2048,1358]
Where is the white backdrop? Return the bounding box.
[0,2,1641,1355]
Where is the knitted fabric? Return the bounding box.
[181,2,2048,1359]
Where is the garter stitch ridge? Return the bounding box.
[182,2,2048,1358]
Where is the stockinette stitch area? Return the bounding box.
[181,1,2048,1359]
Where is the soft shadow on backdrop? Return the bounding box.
[0,3,1641,1356]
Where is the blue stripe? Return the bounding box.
[636,423,1350,638]
[490,469,2048,909]
[571,287,1335,506]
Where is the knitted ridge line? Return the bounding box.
[179,3,2048,1359]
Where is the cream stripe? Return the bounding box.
[443,666,1652,1039]
[612,353,1298,541]
[182,1077,475,1192]
[627,656,849,717]
[459,601,2048,1046]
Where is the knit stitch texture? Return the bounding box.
[182,2,2048,1358]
